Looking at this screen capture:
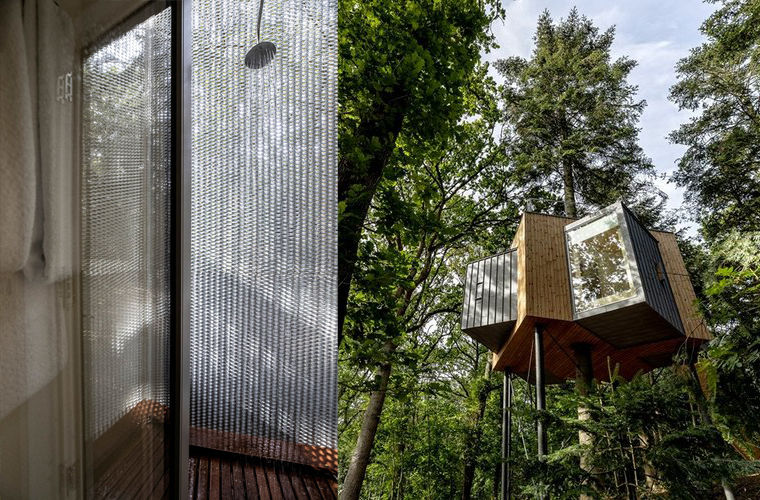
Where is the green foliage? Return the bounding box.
[669,0,760,462]
[669,0,760,240]
[699,231,760,457]
[338,0,505,340]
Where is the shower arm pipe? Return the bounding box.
[257,0,264,44]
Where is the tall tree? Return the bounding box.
[339,78,515,499]
[669,0,760,240]
[495,8,662,219]
[338,0,503,343]
[669,0,760,458]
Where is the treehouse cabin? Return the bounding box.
[461,202,711,383]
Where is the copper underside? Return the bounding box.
[493,315,706,383]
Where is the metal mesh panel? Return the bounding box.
[81,10,172,440]
[191,0,337,453]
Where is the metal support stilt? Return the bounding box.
[535,324,547,459]
[501,370,512,500]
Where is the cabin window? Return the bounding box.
[566,212,638,313]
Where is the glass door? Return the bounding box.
[0,0,188,498]
[80,4,174,498]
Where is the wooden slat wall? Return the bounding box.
[520,213,575,322]
[651,231,711,341]
[513,218,527,323]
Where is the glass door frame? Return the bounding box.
[79,0,190,497]
[169,0,191,498]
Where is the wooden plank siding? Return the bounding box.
[517,213,575,322]
[491,211,711,382]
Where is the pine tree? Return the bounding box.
[669,0,760,240]
[495,8,662,219]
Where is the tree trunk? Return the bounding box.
[338,95,406,346]
[572,343,594,500]
[562,158,577,218]
[640,433,663,495]
[341,362,393,500]
[461,364,492,500]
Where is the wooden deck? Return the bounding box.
[90,401,337,499]
[189,446,337,500]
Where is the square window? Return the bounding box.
[566,211,640,314]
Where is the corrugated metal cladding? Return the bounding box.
[621,206,684,335]
[461,249,518,351]
[191,0,337,453]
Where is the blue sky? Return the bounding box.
[484,0,718,235]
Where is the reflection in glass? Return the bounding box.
[81,9,172,498]
[567,213,638,313]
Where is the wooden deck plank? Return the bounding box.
[128,426,169,499]
[189,456,198,500]
[286,469,309,499]
[92,425,147,496]
[254,462,271,499]
[120,426,166,499]
[243,460,259,500]
[188,445,337,500]
[196,453,209,500]
[275,465,297,500]
[313,476,335,500]
[150,451,172,500]
[209,456,221,500]
[148,428,174,500]
[264,464,284,500]
[231,458,247,500]
[96,424,159,499]
[221,457,233,499]
[302,474,323,500]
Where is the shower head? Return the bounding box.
[245,41,276,69]
[245,0,276,69]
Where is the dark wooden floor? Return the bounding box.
[92,402,171,499]
[189,446,337,500]
[91,401,337,500]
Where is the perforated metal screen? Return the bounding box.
[81,9,172,440]
[191,0,337,455]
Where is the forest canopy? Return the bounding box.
[338,1,760,499]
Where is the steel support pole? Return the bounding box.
[535,324,547,459]
[170,1,192,497]
[501,370,512,500]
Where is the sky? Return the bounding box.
[483,0,718,236]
